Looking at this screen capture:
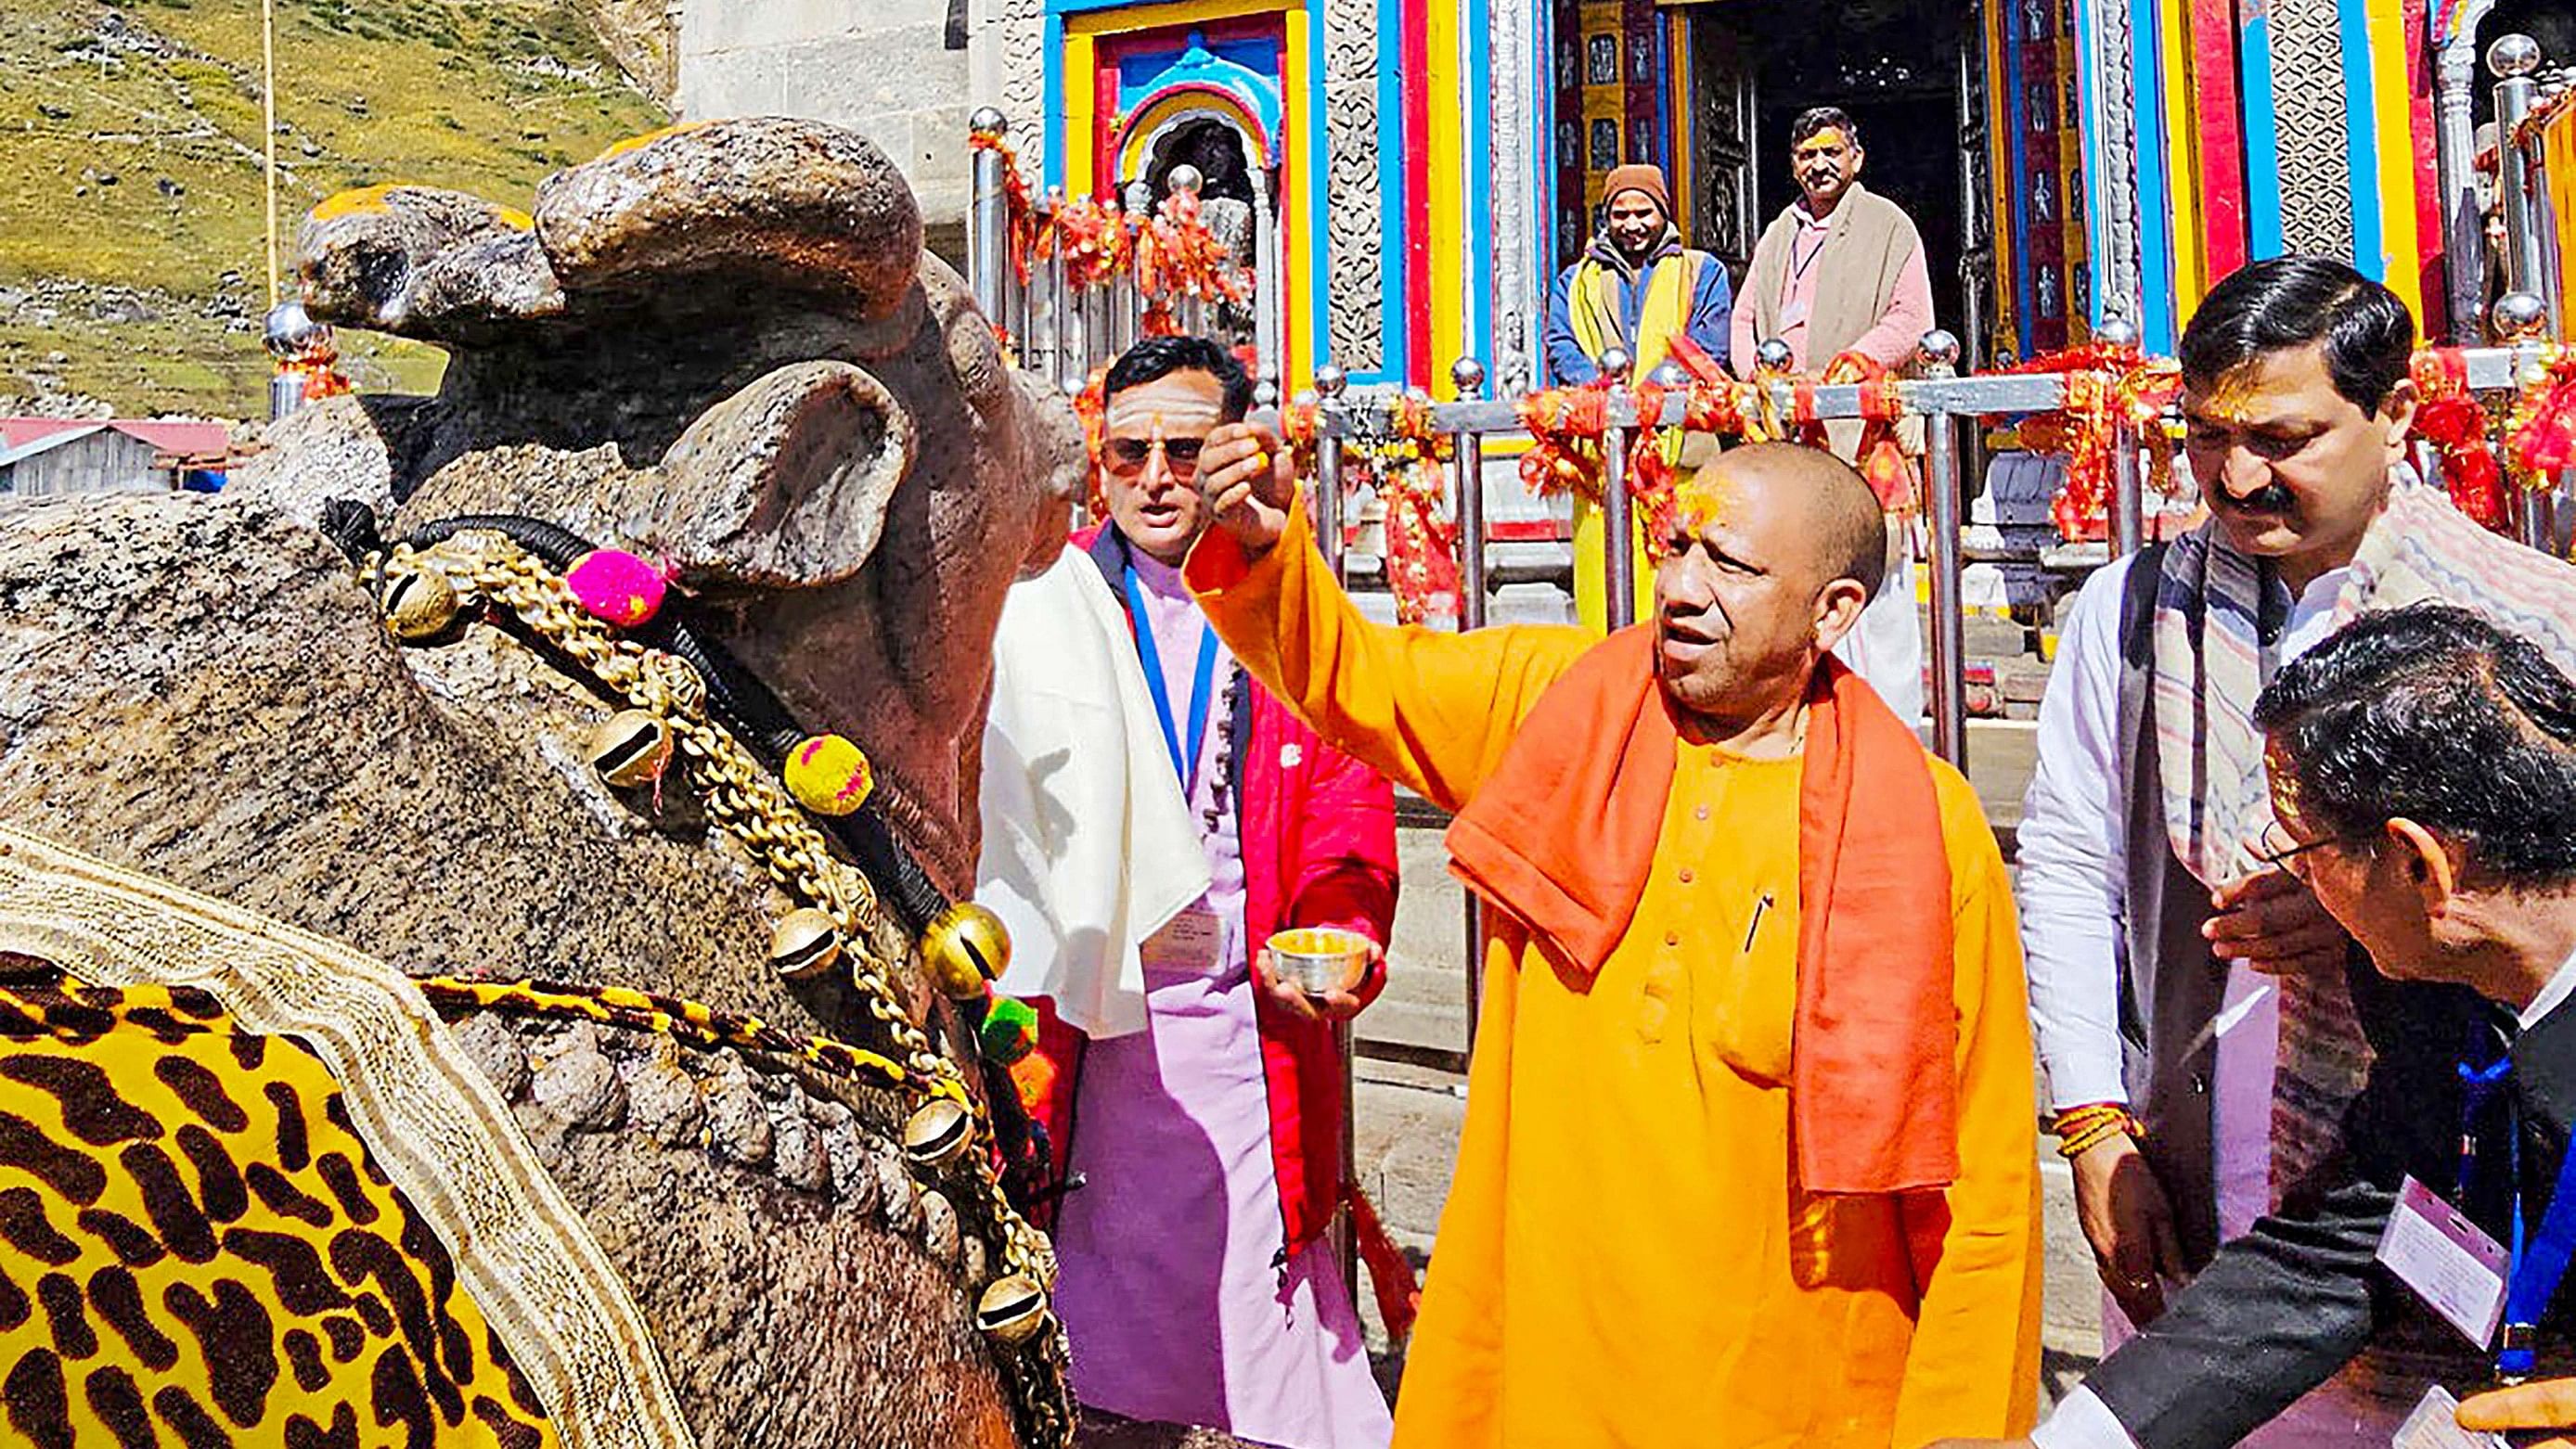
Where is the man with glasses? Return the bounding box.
[2014,257,2576,1443]
[1015,334,1403,1448]
[1942,603,2576,1447]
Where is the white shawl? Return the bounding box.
[975,545,1210,1038]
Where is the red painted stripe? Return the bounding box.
[1094,60,1122,199]
[1488,519,1569,542]
[2402,0,2448,337]
[2191,0,2248,276]
[1402,0,1434,386]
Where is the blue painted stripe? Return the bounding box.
[1366,0,1410,386]
[2131,0,2176,349]
[2238,12,2286,259]
[1307,0,1331,376]
[2004,3,2035,357]
[1041,12,1067,191]
[2336,0,2385,278]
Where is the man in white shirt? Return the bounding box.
[2014,255,2544,1443]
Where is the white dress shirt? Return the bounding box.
[2021,553,2352,1449]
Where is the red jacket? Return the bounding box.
[1022,523,1400,1251]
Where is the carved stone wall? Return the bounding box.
[1486,0,1540,392]
[1321,0,1386,375]
[2089,0,2140,325]
[2266,0,2358,256]
[972,0,1051,179]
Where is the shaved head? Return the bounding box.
[1680,442,1887,596]
[1653,442,1887,727]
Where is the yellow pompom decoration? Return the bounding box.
[782,733,873,816]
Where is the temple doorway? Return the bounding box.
[1681,0,1990,365]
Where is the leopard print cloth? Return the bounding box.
[0,968,559,1447]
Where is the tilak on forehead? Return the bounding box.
[1104,380,1226,434]
[1796,128,1851,152]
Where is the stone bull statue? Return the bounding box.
[0,120,1140,1447]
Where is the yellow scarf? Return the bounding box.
[1568,251,1700,376]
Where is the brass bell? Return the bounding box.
[921,902,1011,1001]
[380,562,460,641]
[975,1274,1050,1346]
[902,1097,973,1169]
[767,908,842,981]
[587,710,674,788]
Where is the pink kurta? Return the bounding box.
[1051,550,1393,1448]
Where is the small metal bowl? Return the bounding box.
[1267,927,1372,997]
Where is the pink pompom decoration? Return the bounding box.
[565,549,667,628]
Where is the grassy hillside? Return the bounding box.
[0,0,668,418]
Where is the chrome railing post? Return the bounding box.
[2494,36,2555,327]
[1918,330,1970,774]
[2097,314,2147,558]
[1449,354,1489,1063]
[1598,347,1636,630]
[968,109,1010,329]
[2497,292,2557,550]
[1313,365,1349,580]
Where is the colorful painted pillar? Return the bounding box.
[2054,0,2447,348]
[1037,0,1512,395]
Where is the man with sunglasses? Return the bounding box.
[1016,334,1403,1448]
[1941,603,2576,1447]
[2013,258,2576,1444]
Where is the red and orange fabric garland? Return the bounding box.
[1980,343,2181,540]
[1345,391,1461,626]
[2412,349,2508,530]
[2506,344,2576,483]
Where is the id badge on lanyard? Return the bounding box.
[2376,1034,2576,1381]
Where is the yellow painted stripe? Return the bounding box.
[1668,12,1694,241]
[1282,5,1316,388]
[1065,0,1286,34]
[1428,0,1466,388]
[1063,30,1097,198]
[2160,0,2205,318]
[2364,0,2423,318]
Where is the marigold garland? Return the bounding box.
[967,130,1038,286]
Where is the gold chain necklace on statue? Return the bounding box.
[348,518,1073,1446]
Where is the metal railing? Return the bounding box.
[968,109,1274,392]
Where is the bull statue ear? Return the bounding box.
[647,361,916,589]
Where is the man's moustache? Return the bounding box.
[2213,482,2299,514]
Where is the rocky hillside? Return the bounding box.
[0,0,669,419]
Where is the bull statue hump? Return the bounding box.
[0,118,1097,1448]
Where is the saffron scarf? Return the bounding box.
[2152,476,2576,1194]
[1445,626,1963,1194]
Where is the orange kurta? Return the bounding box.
[1189,506,2041,1447]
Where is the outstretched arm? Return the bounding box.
[1187,425,1594,814]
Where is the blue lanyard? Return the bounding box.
[2458,1032,2576,1376]
[1121,564,1220,796]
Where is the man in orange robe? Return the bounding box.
[1181,434,2043,1446]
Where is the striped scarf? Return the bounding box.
[2153,475,2576,1198]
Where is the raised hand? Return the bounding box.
[1199,417,1297,556]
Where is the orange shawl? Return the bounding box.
[1445,626,1961,1194]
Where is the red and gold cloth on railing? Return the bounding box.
[1981,344,2181,540]
[967,129,1038,286]
[2412,349,2508,530]
[2507,344,2576,484]
[1132,190,1254,337]
[280,356,352,404]
[1037,196,1132,293]
[1346,391,1461,625]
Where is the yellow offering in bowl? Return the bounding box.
[1268,927,1372,997]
